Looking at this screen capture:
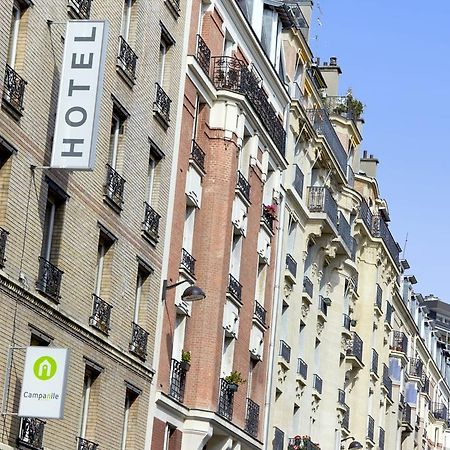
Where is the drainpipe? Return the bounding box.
[262,188,286,448]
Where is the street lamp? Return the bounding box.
[162,279,206,302]
[348,441,363,449]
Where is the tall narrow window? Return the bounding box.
[147,153,158,206]
[78,365,100,448]
[120,387,139,450]
[158,41,167,86]
[221,335,235,377]
[121,0,133,42]
[230,234,243,279]
[8,2,22,68]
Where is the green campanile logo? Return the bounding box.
[33,356,57,381]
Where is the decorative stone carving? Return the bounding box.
[317,322,324,336]
[341,336,352,353]
[301,303,310,318]
[284,282,293,300]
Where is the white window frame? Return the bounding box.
[109,114,121,170]
[8,2,21,68]
[43,199,56,261]
[121,0,133,42]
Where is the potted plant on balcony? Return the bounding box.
[224,370,246,392]
[180,350,191,371]
[265,203,278,219]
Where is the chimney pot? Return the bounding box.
[315,57,320,65]
[330,57,337,66]
[363,150,368,158]
[370,154,374,159]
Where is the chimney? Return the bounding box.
[318,56,342,96]
[360,152,379,178]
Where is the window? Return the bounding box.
[230,234,243,279]
[7,1,27,69]
[79,364,101,445]
[133,264,151,324]
[120,0,133,42]
[94,229,115,299]
[158,24,175,86]
[120,387,140,450]
[109,114,125,171]
[172,313,187,360]
[163,425,177,450]
[221,335,235,377]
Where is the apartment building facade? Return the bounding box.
[0,0,187,448]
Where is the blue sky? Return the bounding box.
[310,1,450,299]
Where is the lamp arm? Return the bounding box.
[162,279,193,301]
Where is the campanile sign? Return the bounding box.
[51,21,108,170]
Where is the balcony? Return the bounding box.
[382,364,393,400]
[367,415,375,443]
[169,358,188,403]
[288,436,320,450]
[313,374,323,395]
[142,202,160,241]
[307,186,338,229]
[279,340,291,364]
[196,34,211,75]
[190,140,206,172]
[409,357,423,379]
[390,330,408,354]
[236,170,251,202]
[36,257,63,301]
[3,64,27,114]
[293,164,304,198]
[217,378,235,420]
[338,212,352,253]
[385,301,393,327]
[129,322,148,359]
[346,331,363,367]
[306,109,347,175]
[285,253,297,278]
[342,313,351,331]
[18,417,45,449]
[0,227,8,268]
[372,214,400,265]
[402,403,412,428]
[153,83,171,124]
[371,349,378,376]
[89,294,112,334]
[117,36,138,81]
[261,204,276,232]
[375,283,382,311]
[338,388,346,406]
[421,374,430,396]
[324,95,363,122]
[211,56,286,155]
[254,301,266,326]
[228,273,242,303]
[77,437,98,450]
[379,427,385,450]
[68,0,92,19]
[297,358,307,380]
[104,164,125,209]
[318,296,329,316]
[432,402,448,421]
[303,276,313,298]
[181,248,195,276]
[245,398,259,438]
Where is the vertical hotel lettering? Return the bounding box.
[51,21,108,170]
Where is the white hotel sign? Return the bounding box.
[51,21,108,170]
[18,347,70,419]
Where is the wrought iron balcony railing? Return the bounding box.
[342,313,351,331]
[285,253,297,277]
[169,358,188,403]
[338,388,346,405]
[421,374,430,395]
[347,331,363,364]
[228,273,242,302]
[359,199,373,232]
[342,404,350,430]
[154,82,171,123]
[303,276,313,297]
[379,427,385,450]
[306,109,347,174]
[367,415,375,442]
[212,56,286,155]
[142,202,160,239]
[104,164,125,207]
[375,283,382,310]
[307,186,338,228]
[254,301,266,325]
[181,248,195,276]
[293,164,304,198]
[382,364,393,399]
[350,236,357,261]
[297,358,307,379]
[324,95,362,122]
[245,398,259,438]
[0,227,8,268]
[432,402,448,420]
[89,294,112,334]
[68,0,92,19]
[338,212,352,252]
[196,34,211,75]
[18,417,45,449]
[390,330,408,354]
[347,165,355,188]
[371,348,378,375]
[77,437,98,450]
[288,436,320,450]
[279,340,291,363]
[3,64,27,112]
[402,402,412,424]
[191,140,206,172]
[372,214,400,265]
[385,301,393,326]
[118,36,138,80]
[129,322,149,359]
[236,170,250,202]
[261,204,275,231]
[36,257,63,301]
[218,378,235,420]
[313,374,322,394]
[409,357,423,378]
[318,295,328,316]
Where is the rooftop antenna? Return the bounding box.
[402,232,409,259]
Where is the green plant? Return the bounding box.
[181,350,191,364]
[225,370,246,385]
